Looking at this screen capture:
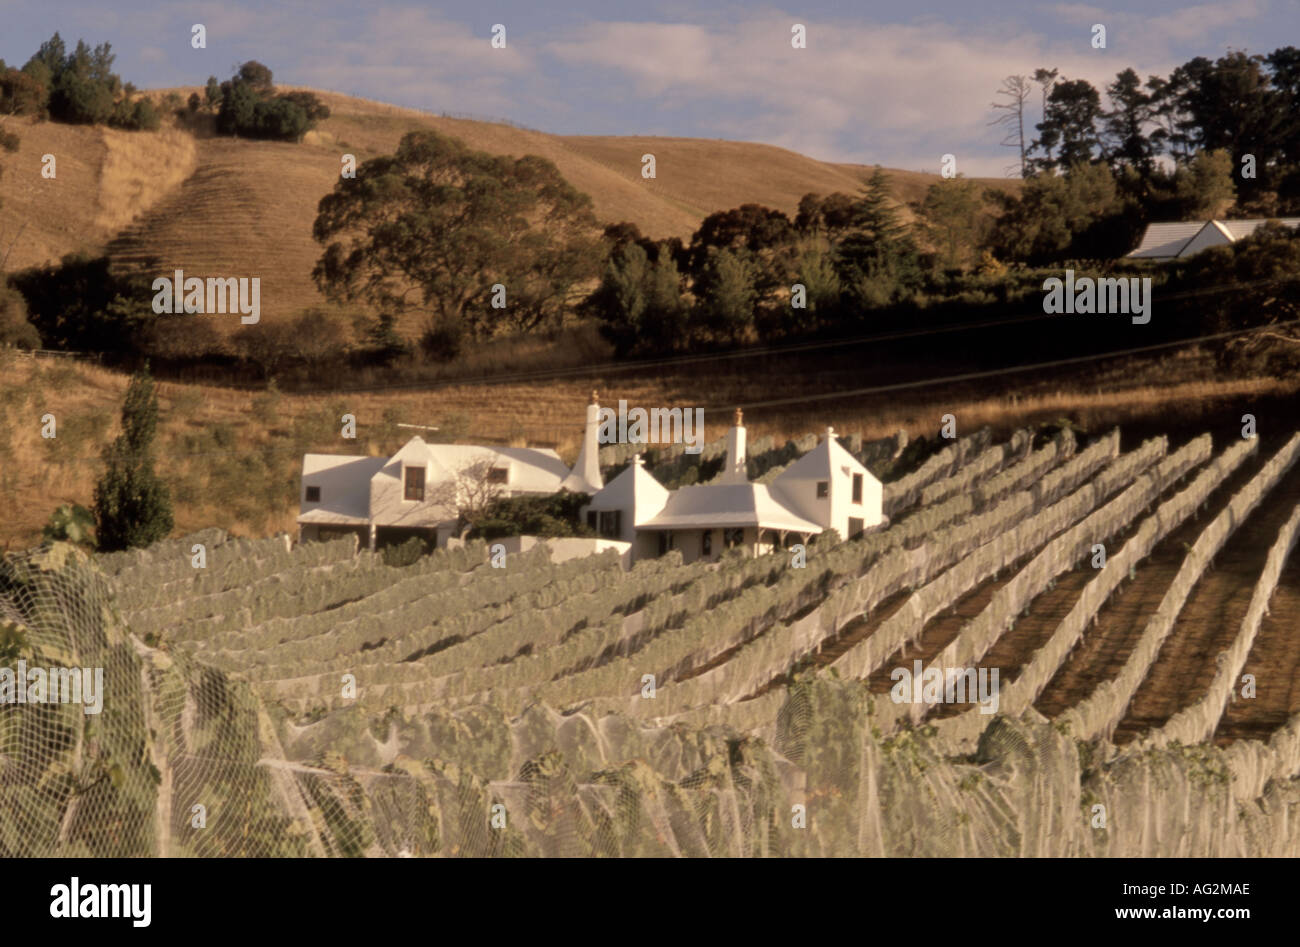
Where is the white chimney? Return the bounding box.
[560,390,604,494]
[722,408,747,483]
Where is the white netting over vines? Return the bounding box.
[5,428,1300,856]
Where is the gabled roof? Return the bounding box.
[376,436,569,493]
[1126,222,1206,259]
[639,482,823,533]
[587,456,670,523]
[771,429,871,485]
[1128,218,1300,259]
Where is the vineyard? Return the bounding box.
[3,423,1300,857]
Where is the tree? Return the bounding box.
[985,161,1128,264]
[93,366,174,551]
[1030,78,1104,173]
[9,253,152,354]
[313,130,599,343]
[1030,68,1060,169]
[0,285,40,348]
[989,75,1032,177]
[204,75,221,110]
[834,167,921,297]
[915,177,983,269]
[693,247,758,344]
[428,459,507,538]
[237,61,274,93]
[1172,148,1236,218]
[1103,68,1156,180]
[583,242,687,356]
[215,63,329,141]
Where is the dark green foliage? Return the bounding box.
[42,504,95,547]
[314,130,599,346]
[834,167,922,304]
[381,535,433,567]
[467,492,596,541]
[7,254,152,355]
[215,62,329,142]
[16,33,150,132]
[1029,78,1104,173]
[582,241,688,356]
[93,366,173,552]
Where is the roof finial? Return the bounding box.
[734,408,743,426]
[590,389,599,405]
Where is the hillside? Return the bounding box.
[0,87,1016,338]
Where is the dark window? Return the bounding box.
[488,466,509,485]
[598,510,621,538]
[816,481,829,499]
[305,485,321,503]
[404,466,425,501]
[657,531,675,555]
[587,510,598,530]
[848,517,864,538]
[724,527,744,548]
[702,530,712,557]
[852,473,863,504]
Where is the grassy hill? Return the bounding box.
[1,87,1017,340]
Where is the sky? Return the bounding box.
[1,0,1295,176]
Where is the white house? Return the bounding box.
[1127,218,1300,261]
[582,409,884,564]
[298,394,605,549]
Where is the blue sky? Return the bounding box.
[2,0,1294,176]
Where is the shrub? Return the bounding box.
[381,535,432,567]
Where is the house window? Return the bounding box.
[487,466,509,485]
[848,517,864,538]
[724,527,744,548]
[852,473,863,504]
[587,510,598,531]
[816,481,829,499]
[657,531,675,555]
[404,466,425,501]
[598,510,622,538]
[305,485,321,503]
[702,530,712,557]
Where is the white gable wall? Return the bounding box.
[770,434,883,538]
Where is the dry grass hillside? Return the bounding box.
[2,339,1294,549]
[2,86,1016,339]
[0,118,196,273]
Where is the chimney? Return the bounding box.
[722,408,747,483]
[560,390,604,494]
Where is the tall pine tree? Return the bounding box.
[93,365,173,551]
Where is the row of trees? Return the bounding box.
[585,170,988,355]
[1,34,159,130]
[992,47,1300,214]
